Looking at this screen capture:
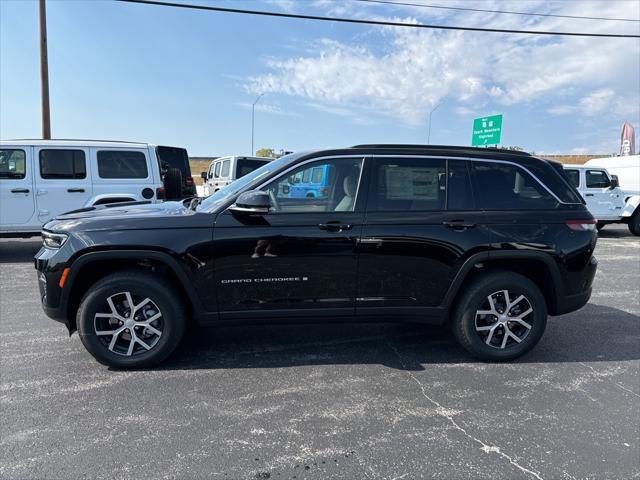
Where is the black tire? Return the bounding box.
[451,270,547,361]
[76,270,186,368]
[306,192,315,198]
[596,222,605,231]
[628,209,640,236]
[164,167,183,200]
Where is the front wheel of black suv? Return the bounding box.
[451,271,547,361]
[628,209,640,236]
[77,271,186,368]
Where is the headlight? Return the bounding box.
[42,231,68,249]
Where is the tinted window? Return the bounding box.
[262,157,363,213]
[156,146,189,177]
[311,167,323,183]
[565,169,580,188]
[586,170,610,188]
[371,158,446,211]
[0,149,26,179]
[39,150,86,179]
[214,162,221,178]
[471,162,557,209]
[221,160,230,177]
[302,169,311,183]
[97,151,148,178]
[236,159,268,178]
[447,160,474,210]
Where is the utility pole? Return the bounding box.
[427,98,445,145]
[251,93,264,155]
[39,0,51,139]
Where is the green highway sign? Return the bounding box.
[472,114,503,146]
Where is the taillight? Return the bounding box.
[156,187,166,200]
[186,176,194,186]
[565,219,597,231]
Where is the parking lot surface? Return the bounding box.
[1,226,638,480]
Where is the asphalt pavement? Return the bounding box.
[1,226,638,480]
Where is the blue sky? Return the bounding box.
[1,0,639,156]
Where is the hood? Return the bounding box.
[44,200,213,233]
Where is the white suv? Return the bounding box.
[201,156,273,195]
[0,140,189,236]
[563,164,640,235]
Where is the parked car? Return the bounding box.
[585,155,640,192]
[283,162,333,199]
[35,144,597,368]
[201,156,272,195]
[0,140,192,237]
[563,164,640,235]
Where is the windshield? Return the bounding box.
[196,152,303,212]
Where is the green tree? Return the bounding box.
[255,148,275,158]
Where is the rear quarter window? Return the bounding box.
[471,161,558,210]
[97,151,148,179]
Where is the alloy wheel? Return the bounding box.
[474,290,533,349]
[93,292,164,356]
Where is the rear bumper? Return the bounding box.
[554,256,597,315]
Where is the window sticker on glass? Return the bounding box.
[384,166,439,200]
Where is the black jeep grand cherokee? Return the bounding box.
[35,145,597,368]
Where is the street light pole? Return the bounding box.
[427,98,445,145]
[39,0,51,139]
[251,93,264,155]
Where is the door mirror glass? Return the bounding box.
[610,175,619,189]
[229,190,271,215]
[201,171,208,180]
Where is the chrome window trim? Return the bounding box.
[372,154,580,205]
[255,154,368,213]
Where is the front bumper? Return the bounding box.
[35,247,71,326]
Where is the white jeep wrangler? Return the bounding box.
[0,140,192,237]
[563,164,640,235]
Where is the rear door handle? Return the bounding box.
[10,188,30,194]
[443,220,476,230]
[67,188,85,193]
[318,223,353,232]
[585,193,594,197]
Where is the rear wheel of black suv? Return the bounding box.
[452,271,547,361]
[77,271,186,368]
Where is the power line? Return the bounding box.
[354,0,640,23]
[116,0,640,38]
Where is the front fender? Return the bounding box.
[621,195,640,217]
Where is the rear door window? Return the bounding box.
[369,157,446,211]
[221,160,230,178]
[39,150,86,179]
[0,149,26,179]
[97,151,148,179]
[565,169,580,188]
[471,162,557,209]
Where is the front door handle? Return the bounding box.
[318,223,353,232]
[67,188,85,193]
[11,188,30,194]
[443,220,476,230]
[585,193,594,197]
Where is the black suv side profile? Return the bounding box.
[35,145,597,368]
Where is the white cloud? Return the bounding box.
[237,102,298,116]
[245,1,640,127]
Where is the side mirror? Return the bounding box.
[201,172,208,181]
[610,175,619,189]
[229,190,270,215]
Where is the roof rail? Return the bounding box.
[350,144,532,156]
[5,138,145,144]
